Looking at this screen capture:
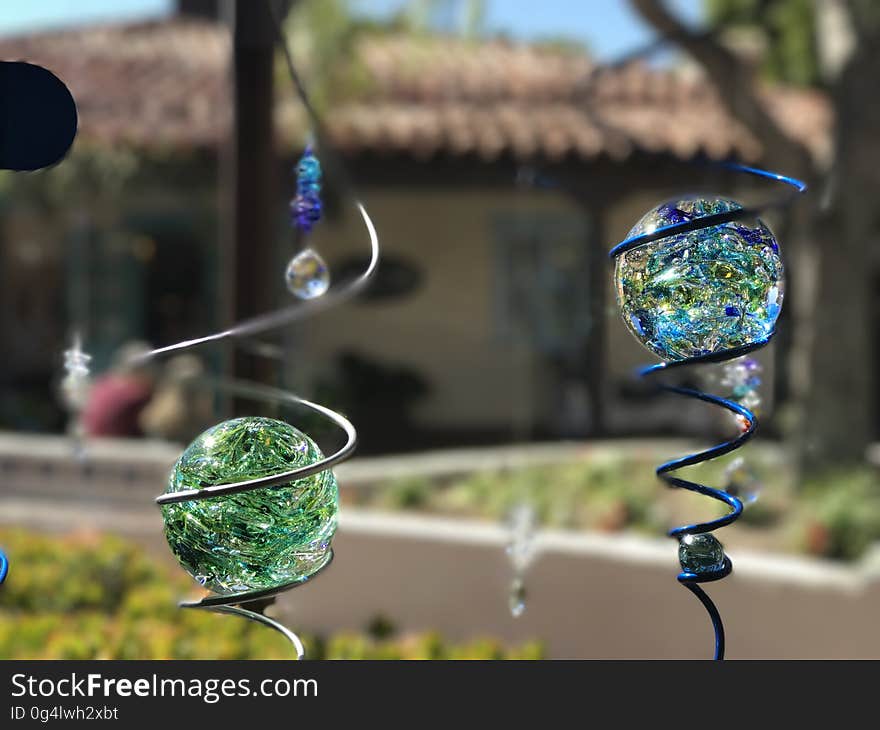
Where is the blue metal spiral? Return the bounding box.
[0,550,7,585]
[609,163,806,660]
[641,339,768,659]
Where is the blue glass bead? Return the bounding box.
[298,180,321,195]
[302,190,321,206]
[297,156,321,182]
[291,147,324,233]
[657,203,691,224]
[629,312,648,337]
[297,213,320,230]
[733,224,764,246]
[290,196,322,229]
[291,195,313,213]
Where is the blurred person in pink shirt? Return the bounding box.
[81,341,156,438]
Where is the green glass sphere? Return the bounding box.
[161,416,338,595]
[678,533,725,575]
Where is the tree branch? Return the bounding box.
[630,0,814,177]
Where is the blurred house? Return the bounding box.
[0,13,830,449]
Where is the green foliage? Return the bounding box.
[0,529,541,659]
[393,0,485,37]
[368,451,786,536]
[358,447,875,561]
[530,37,590,55]
[282,0,378,111]
[378,475,433,510]
[706,0,820,86]
[790,469,880,560]
[0,145,139,213]
[324,629,541,660]
[278,0,589,117]
[367,453,673,535]
[428,452,880,562]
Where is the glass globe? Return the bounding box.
[615,197,783,362]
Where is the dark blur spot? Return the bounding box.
[334,254,422,301]
[0,61,77,171]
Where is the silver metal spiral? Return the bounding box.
[140,0,385,659]
[146,197,377,657]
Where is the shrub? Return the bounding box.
[790,469,880,560]
[0,528,542,660]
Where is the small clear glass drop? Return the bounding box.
[61,336,92,412]
[61,373,90,411]
[505,503,537,573]
[286,248,330,299]
[723,456,762,506]
[509,577,526,618]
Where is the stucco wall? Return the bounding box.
[299,185,782,438]
[301,187,583,434]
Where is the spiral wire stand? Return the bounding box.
[154,377,358,660]
[140,2,380,658]
[609,164,805,659]
[512,24,809,648]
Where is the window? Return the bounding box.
[493,211,592,355]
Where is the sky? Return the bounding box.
[0,1,704,60]
[351,0,704,58]
[0,0,173,34]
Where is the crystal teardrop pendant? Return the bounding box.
[286,248,330,299]
[509,577,527,618]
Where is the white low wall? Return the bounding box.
[275,510,880,659]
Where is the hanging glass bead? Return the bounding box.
[61,337,92,411]
[505,503,537,617]
[508,577,527,618]
[286,248,330,300]
[291,145,323,233]
[678,533,725,574]
[723,456,762,506]
[506,503,537,573]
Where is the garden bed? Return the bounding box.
[0,528,541,660]
[344,442,880,562]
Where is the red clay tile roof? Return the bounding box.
[0,18,832,163]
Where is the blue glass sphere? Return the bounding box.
[615,197,783,362]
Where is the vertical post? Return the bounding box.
[221,0,278,384]
[557,167,610,438]
[585,205,607,436]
